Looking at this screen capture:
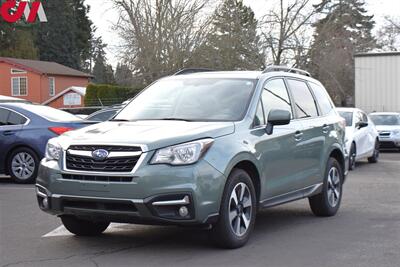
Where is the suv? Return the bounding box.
[36,67,348,248]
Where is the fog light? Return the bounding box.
[42,197,49,209]
[179,206,189,217]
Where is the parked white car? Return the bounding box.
[337,108,380,170]
[369,112,400,150]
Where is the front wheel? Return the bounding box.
[211,169,256,249]
[61,216,110,236]
[368,140,379,163]
[309,158,343,217]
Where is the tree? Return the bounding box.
[260,0,324,66]
[115,63,134,86]
[377,16,400,52]
[112,0,210,84]
[308,0,376,105]
[193,0,264,70]
[37,0,92,69]
[92,54,115,84]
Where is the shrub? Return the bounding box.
[84,84,145,107]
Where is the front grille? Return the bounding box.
[380,141,396,148]
[66,154,139,172]
[62,174,133,183]
[62,199,138,212]
[69,145,141,152]
[379,132,391,137]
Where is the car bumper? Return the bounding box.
[378,136,400,148]
[36,155,226,225]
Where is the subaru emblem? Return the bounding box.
[92,149,109,161]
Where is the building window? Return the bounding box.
[11,77,28,96]
[49,77,55,96]
[63,92,81,106]
[11,69,27,74]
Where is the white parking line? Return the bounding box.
[42,223,142,237]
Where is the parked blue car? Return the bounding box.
[0,103,93,183]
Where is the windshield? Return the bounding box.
[338,111,353,127]
[115,78,257,122]
[27,105,81,122]
[370,115,400,126]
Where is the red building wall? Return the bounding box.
[0,62,89,107]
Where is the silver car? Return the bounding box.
[369,112,400,150]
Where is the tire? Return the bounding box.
[61,216,110,236]
[348,143,356,171]
[309,158,344,217]
[7,147,39,184]
[211,168,257,249]
[368,140,379,163]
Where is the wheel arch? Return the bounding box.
[328,147,346,179]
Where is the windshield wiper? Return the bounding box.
[158,118,193,122]
[110,119,130,122]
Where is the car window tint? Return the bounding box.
[7,111,27,125]
[287,79,318,119]
[0,108,10,126]
[87,110,117,122]
[254,101,265,127]
[309,82,333,115]
[262,79,293,119]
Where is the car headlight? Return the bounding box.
[150,139,214,165]
[393,130,400,136]
[45,139,62,161]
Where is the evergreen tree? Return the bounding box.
[115,63,133,86]
[37,0,92,69]
[92,54,115,84]
[193,0,264,70]
[308,0,376,105]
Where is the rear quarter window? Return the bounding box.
[309,82,334,116]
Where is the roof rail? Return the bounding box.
[262,65,311,77]
[173,68,216,76]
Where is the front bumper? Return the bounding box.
[36,154,226,225]
[378,136,400,148]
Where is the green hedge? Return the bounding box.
[84,84,144,107]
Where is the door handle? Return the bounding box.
[3,130,16,136]
[294,131,303,141]
[322,124,330,133]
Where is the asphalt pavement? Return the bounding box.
[1,152,399,267]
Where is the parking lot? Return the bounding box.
[0,152,399,267]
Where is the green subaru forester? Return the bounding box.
[37,67,348,248]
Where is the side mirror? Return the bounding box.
[356,121,368,129]
[266,109,291,135]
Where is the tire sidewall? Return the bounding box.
[8,147,39,184]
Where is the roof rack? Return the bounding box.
[173,68,216,76]
[262,65,311,77]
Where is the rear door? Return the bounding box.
[286,79,325,189]
[0,108,26,172]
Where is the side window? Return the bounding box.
[309,82,334,116]
[287,79,318,119]
[7,111,27,125]
[361,112,368,123]
[262,79,293,120]
[0,108,10,126]
[253,101,265,127]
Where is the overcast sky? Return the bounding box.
[85,0,400,66]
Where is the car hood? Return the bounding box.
[375,125,400,132]
[57,121,235,152]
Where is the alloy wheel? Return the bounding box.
[327,167,341,207]
[11,152,35,180]
[228,182,253,237]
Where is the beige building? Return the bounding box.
[355,52,400,113]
